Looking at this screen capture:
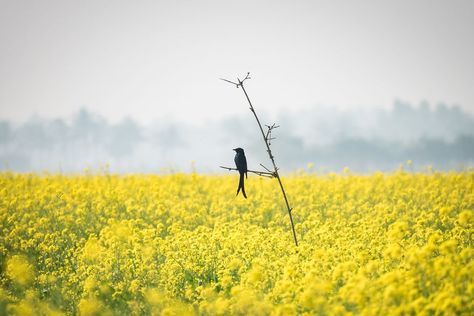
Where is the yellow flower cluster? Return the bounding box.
[0,170,473,315]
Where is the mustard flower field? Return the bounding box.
[1,171,473,315]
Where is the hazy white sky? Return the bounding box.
[1,0,473,124]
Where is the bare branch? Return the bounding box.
[264,123,280,145]
[238,72,251,84]
[220,78,239,87]
[265,126,271,141]
[268,137,276,146]
[259,163,273,173]
[219,166,274,178]
[221,72,251,88]
[220,72,299,246]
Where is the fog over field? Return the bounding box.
[1,100,473,173]
[1,1,473,173]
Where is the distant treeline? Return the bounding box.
[1,101,473,172]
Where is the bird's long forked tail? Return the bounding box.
[236,172,247,198]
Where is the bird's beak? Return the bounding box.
[233,148,237,151]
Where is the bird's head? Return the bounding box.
[233,147,244,154]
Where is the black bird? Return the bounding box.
[233,147,248,198]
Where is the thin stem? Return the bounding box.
[239,83,298,246]
[219,166,274,178]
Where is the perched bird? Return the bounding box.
[233,147,248,198]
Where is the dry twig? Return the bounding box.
[219,166,274,178]
[220,72,299,246]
